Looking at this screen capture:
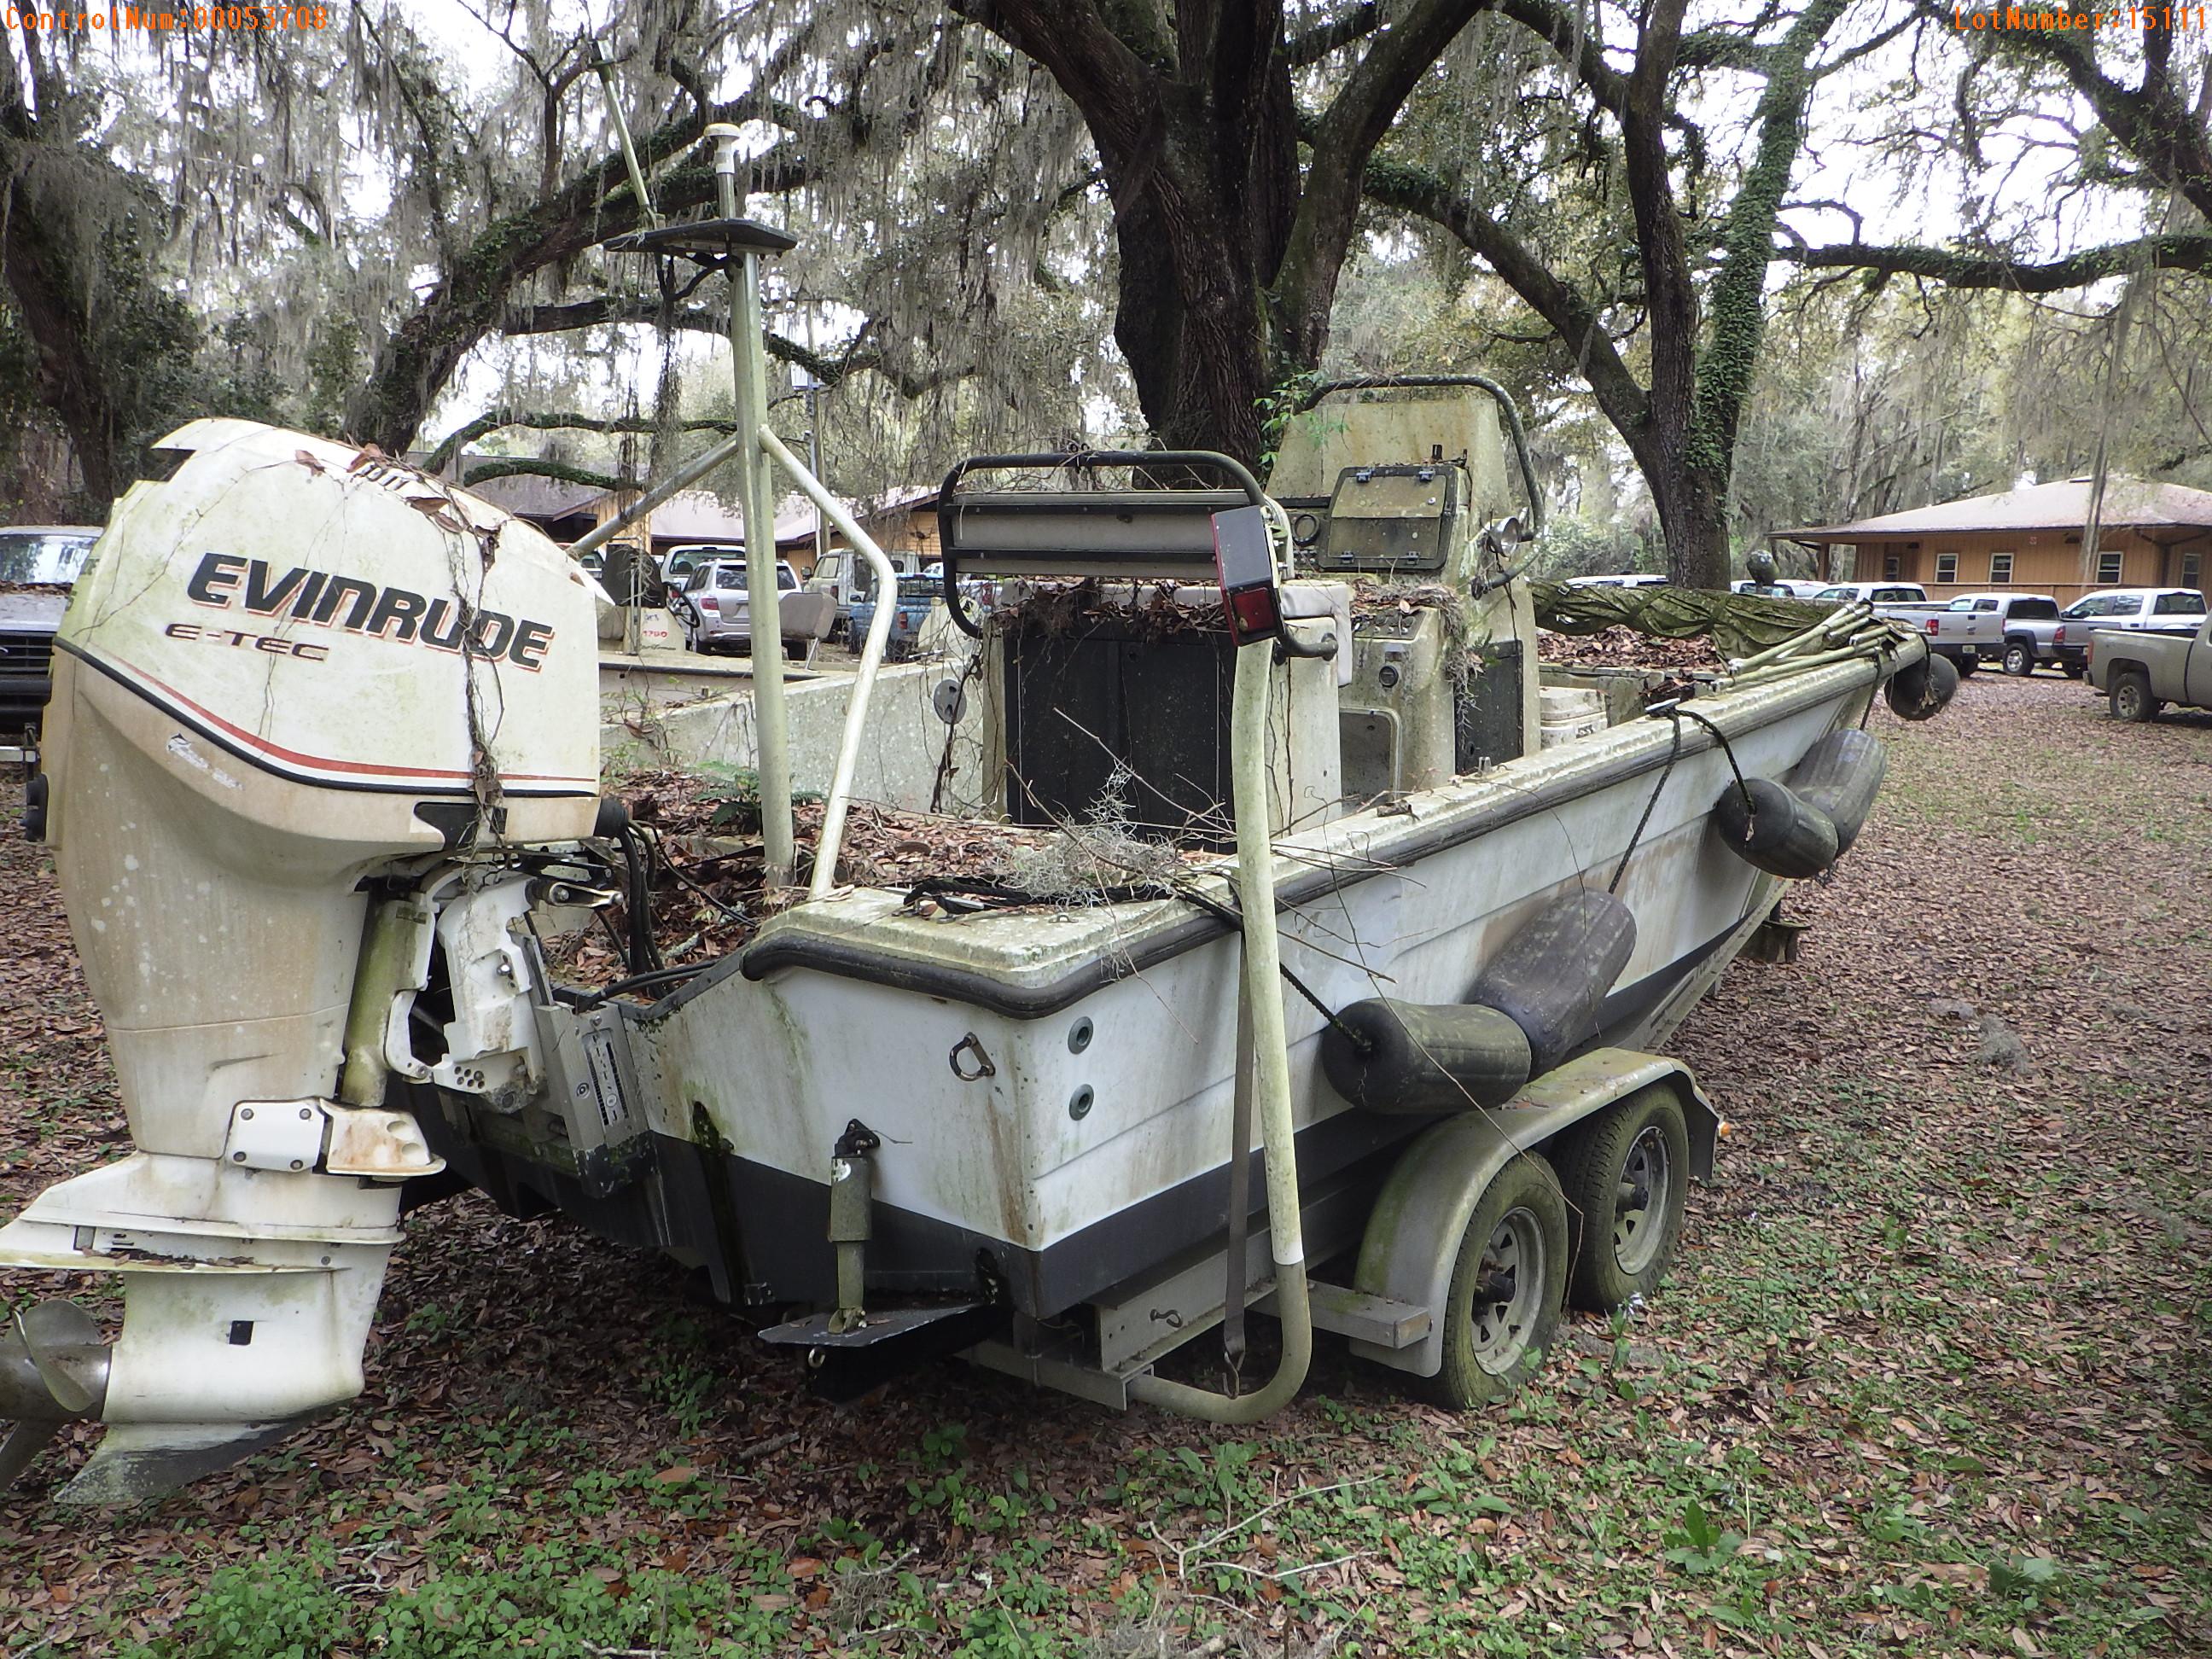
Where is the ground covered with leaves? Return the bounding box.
[3,672,2208,1657]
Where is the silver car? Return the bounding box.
[668,557,800,655]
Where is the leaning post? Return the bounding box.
[704,123,796,889]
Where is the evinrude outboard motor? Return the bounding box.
[1,421,602,1502]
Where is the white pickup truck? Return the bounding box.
[2034,587,2207,677]
[1813,581,1929,608]
[2087,613,2212,720]
[1907,591,2061,676]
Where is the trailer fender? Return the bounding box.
[1350,1049,1720,1378]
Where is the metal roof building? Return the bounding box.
[1784,477,2212,604]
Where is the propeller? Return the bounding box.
[0,1300,111,1493]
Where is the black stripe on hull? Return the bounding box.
[424,917,1742,1321]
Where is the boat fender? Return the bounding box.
[1712,777,1840,880]
[1320,998,1533,1114]
[1883,649,1959,722]
[1464,890,1639,1074]
[1714,726,1889,878]
[1787,727,1888,854]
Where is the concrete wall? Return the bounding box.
[598,651,998,816]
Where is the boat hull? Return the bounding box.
[603,655,1889,1319]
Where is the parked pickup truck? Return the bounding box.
[1812,581,1929,609]
[0,525,102,736]
[2020,587,2206,677]
[806,546,924,642]
[1910,592,2060,675]
[2087,613,2212,720]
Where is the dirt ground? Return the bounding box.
[2,672,2208,1658]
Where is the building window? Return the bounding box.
[2097,550,2123,585]
[1989,552,2012,584]
[1883,552,1901,579]
[1935,552,1959,585]
[2184,551,2203,591]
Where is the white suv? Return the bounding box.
[667,558,800,655]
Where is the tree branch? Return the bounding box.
[1782,232,2212,291]
[1488,0,1630,118]
[461,457,637,493]
[948,0,1161,163]
[1923,0,2212,226]
[1278,0,1487,353]
[1688,0,1852,482]
[1360,152,1653,442]
[426,409,741,474]
[1285,2,1381,66]
[496,294,979,401]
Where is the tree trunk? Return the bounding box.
[1103,137,1282,461]
[0,47,122,509]
[0,180,119,506]
[1644,451,1732,590]
[1091,60,1298,460]
[973,0,1441,466]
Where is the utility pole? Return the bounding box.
[798,309,827,579]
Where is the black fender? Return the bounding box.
[1464,890,1639,1074]
[1319,998,1532,1114]
[1713,726,1889,879]
[1883,649,1959,722]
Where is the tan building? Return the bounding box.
[812,484,943,563]
[1784,477,2212,607]
[570,487,826,571]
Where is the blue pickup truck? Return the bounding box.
[848,572,946,661]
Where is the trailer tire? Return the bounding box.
[2110,670,2160,724]
[2001,640,2033,677]
[1432,1155,1569,1410]
[1554,1084,1691,1311]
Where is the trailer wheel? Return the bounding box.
[2001,640,2033,677]
[1556,1085,1691,1311]
[1432,1155,1568,1409]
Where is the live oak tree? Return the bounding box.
[937,0,1935,585]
